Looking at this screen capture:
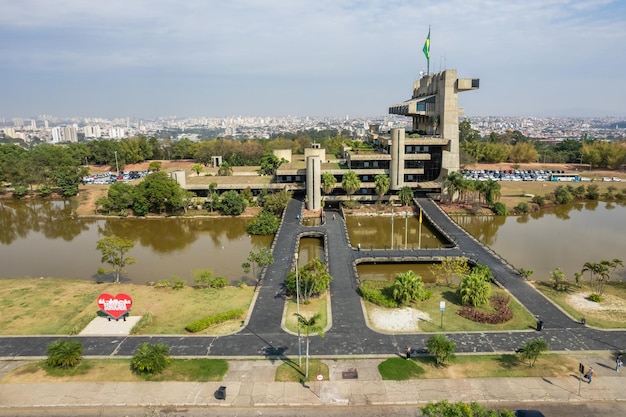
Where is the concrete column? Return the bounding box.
[169,170,186,188]
[306,155,321,210]
[390,128,405,191]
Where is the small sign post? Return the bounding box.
[578,363,585,396]
[440,301,446,328]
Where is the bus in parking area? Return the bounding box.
[549,173,580,182]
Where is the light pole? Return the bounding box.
[404,209,408,250]
[390,207,394,250]
[295,252,302,367]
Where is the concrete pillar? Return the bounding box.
[169,170,186,188]
[306,155,321,210]
[390,128,405,191]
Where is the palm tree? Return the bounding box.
[341,171,361,200]
[374,174,390,202]
[293,313,325,377]
[458,270,491,307]
[217,162,233,176]
[191,163,204,176]
[321,172,337,202]
[392,270,428,305]
[397,186,414,206]
[442,171,464,205]
[483,179,501,207]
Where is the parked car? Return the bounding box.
[514,410,546,417]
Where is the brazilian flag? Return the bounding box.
[422,29,430,62]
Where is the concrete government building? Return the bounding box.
[173,69,479,210]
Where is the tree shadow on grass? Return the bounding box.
[495,353,523,370]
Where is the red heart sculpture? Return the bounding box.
[97,293,133,319]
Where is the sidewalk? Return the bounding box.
[0,356,624,410]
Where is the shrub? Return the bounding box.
[492,202,508,216]
[515,201,530,214]
[358,280,398,308]
[46,339,83,369]
[131,342,171,374]
[531,195,546,207]
[588,293,603,302]
[172,280,186,290]
[458,294,513,324]
[185,309,245,333]
[426,334,456,366]
[130,312,153,335]
[155,280,171,289]
[247,210,280,235]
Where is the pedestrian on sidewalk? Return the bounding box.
[406,345,411,360]
[332,213,336,220]
[585,367,594,383]
[616,354,623,372]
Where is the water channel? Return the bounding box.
[1,199,624,285]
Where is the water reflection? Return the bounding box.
[451,201,626,281]
[0,200,272,285]
[298,237,324,266]
[346,214,446,250]
[357,263,437,283]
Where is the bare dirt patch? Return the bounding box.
[567,292,626,322]
[367,306,431,332]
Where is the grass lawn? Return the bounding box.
[364,284,537,333]
[0,358,228,383]
[534,281,626,329]
[379,353,579,380]
[275,358,329,383]
[283,292,328,334]
[0,278,254,335]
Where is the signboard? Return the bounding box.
[97,293,132,319]
[440,301,446,311]
[316,374,324,381]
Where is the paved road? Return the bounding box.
[1,197,626,359]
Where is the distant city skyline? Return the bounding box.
[1,1,625,119]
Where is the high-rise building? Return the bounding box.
[64,125,78,143]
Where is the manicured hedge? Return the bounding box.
[359,281,398,308]
[185,309,245,333]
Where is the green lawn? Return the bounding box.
[379,353,579,380]
[534,281,626,329]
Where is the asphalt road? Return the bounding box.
[0,402,622,417]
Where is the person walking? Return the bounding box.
[405,345,411,360]
[585,367,594,383]
[616,354,623,372]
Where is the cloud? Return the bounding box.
[0,0,625,117]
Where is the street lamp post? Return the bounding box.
[404,209,408,250]
[295,252,302,367]
[391,207,394,250]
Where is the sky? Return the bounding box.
[1,0,625,119]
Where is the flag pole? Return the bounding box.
[418,208,422,249]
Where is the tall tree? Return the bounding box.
[374,174,390,202]
[321,172,337,201]
[397,186,414,206]
[293,313,325,377]
[341,171,361,200]
[242,247,274,282]
[96,236,136,283]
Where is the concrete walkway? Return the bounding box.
[0,355,623,410]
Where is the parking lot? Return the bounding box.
[82,170,151,185]
[460,169,623,183]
